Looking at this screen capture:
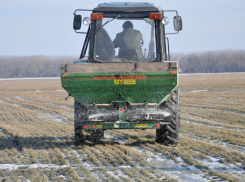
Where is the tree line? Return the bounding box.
[0,50,245,78]
[0,56,76,78]
[172,49,245,73]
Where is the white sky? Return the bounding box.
[0,0,245,56]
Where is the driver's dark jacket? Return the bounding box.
[113,28,143,60]
[95,28,115,61]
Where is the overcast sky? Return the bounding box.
[0,0,245,56]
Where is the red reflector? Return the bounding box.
[170,71,177,74]
[62,72,67,77]
[149,13,162,20]
[84,125,87,129]
[156,124,160,128]
[90,125,96,128]
[119,108,124,113]
[91,13,103,20]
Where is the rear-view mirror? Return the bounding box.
[173,16,182,31]
[73,15,82,30]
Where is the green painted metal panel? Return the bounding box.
[61,71,177,105]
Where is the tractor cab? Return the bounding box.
[73,2,182,63]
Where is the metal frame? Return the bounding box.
[81,122,161,130]
[79,26,91,59]
[165,37,170,61]
[163,10,180,35]
[73,9,93,34]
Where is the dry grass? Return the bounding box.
[0,73,245,181]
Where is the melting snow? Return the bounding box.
[59,175,67,180]
[182,120,245,132]
[133,146,209,182]
[16,96,29,101]
[189,90,209,92]
[104,133,128,144]
[55,137,62,142]
[0,164,70,171]
[200,156,244,172]
[218,97,225,99]
[195,116,209,121]
[60,105,72,109]
[182,120,206,126]
[46,113,69,123]
[223,109,245,117]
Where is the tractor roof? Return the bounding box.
[93,2,162,12]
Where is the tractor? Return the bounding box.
[61,2,182,145]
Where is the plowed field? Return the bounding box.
[0,73,245,181]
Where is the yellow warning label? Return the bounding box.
[96,125,102,128]
[135,124,147,128]
[114,79,136,85]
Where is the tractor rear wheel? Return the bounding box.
[156,89,180,146]
[74,126,85,146]
[74,100,104,145]
[88,130,104,143]
[74,100,86,145]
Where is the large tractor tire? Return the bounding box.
[89,130,104,143]
[74,100,86,145]
[74,100,104,145]
[156,89,180,146]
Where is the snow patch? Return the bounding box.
[182,120,245,132]
[48,114,64,122]
[60,105,72,109]
[69,147,91,167]
[16,96,29,101]
[200,155,244,172]
[134,146,209,182]
[0,164,69,171]
[191,136,245,154]
[104,133,128,144]
[182,120,206,126]
[223,109,245,117]
[106,170,124,180]
[133,146,144,152]
[189,90,209,92]
[59,175,67,180]
[46,113,69,123]
[55,137,62,142]
[195,116,209,121]
[218,97,225,99]
[116,169,130,179]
